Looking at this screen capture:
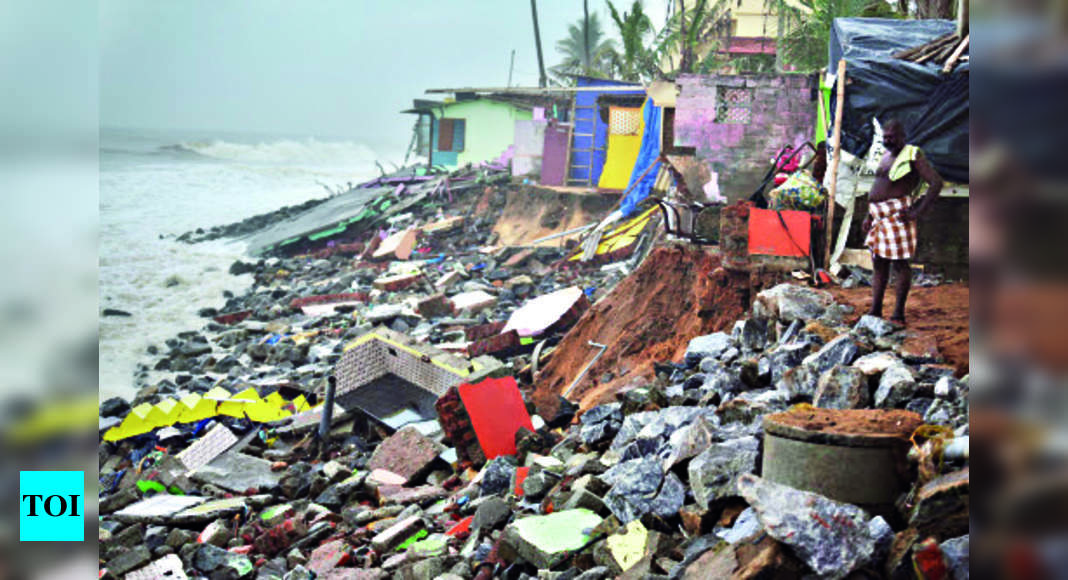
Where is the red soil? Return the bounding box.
[530,245,970,416]
[532,244,766,416]
[767,408,924,440]
[829,284,970,376]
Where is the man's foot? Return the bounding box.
[866,309,883,318]
[890,315,906,326]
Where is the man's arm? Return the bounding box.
[906,151,943,221]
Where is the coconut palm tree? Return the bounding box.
[606,0,655,82]
[550,11,619,84]
[774,0,900,72]
[650,0,734,77]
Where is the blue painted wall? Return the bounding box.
[570,77,644,185]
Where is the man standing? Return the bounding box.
[861,120,943,324]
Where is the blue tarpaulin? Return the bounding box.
[620,99,662,218]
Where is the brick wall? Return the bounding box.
[674,73,816,203]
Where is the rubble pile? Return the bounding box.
[100,169,968,579]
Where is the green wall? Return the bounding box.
[433,99,532,167]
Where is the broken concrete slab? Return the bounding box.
[124,553,188,580]
[376,484,447,506]
[113,495,207,524]
[602,520,652,574]
[367,425,444,482]
[191,451,281,493]
[373,228,418,261]
[373,272,422,292]
[500,509,603,569]
[172,495,271,525]
[371,515,425,552]
[502,286,588,337]
[450,290,497,313]
[307,539,352,576]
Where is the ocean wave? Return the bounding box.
[165,138,381,167]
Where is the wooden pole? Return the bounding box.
[825,58,846,270]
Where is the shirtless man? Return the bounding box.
[861,120,943,324]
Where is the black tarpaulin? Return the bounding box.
[829,18,968,183]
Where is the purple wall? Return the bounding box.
[674,74,815,202]
[540,122,570,186]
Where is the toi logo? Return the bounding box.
[20,471,84,542]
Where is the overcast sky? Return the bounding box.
[101,1,669,150]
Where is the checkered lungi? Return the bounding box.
[865,198,916,260]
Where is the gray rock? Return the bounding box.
[520,471,554,501]
[685,332,733,366]
[575,566,612,580]
[688,436,760,509]
[479,456,516,497]
[602,458,683,523]
[581,403,623,426]
[777,363,819,401]
[934,375,960,400]
[752,283,834,323]
[282,565,314,580]
[853,314,898,338]
[766,341,812,384]
[813,365,869,409]
[106,546,152,576]
[940,535,969,580]
[740,318,768,352]
[852,351,902,376]
[609,407,716,451]
[100,397,130,418]
[869,516,894,567]
[193,544,232,572]
[700,363,745,399]
[715,506,761,544]
[737,474,876,580]
[874,363,917,408]
[802,334,859,375]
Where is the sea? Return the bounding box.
[99,127,402,400]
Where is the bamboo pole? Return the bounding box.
[825,59,846,271]
[942,35,969,74]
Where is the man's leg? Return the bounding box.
[869,255,890,318]
[890,259,912,323]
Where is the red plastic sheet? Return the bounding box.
[514,466,530,497]
[458,377,534,460]
[747,207,811,257]
[446,515,473,537]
